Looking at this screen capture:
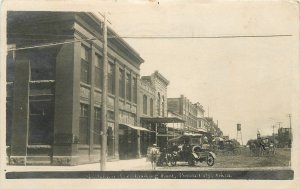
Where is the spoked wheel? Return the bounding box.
[188,156,196,166]
[166,158,172,167]
[171,160,177,166]
[207,155,215,166]
[234,148,241,155]
[170,157,177,166]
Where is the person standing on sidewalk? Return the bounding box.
[149,144,159,170]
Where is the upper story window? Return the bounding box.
[126,73,131,101]
[162,95,165,117]
[150,98,154,117]
[6,50,15,82]
[132,77,137,103]
[119,68,125,98]
[143,95,147,115]
[108,62,115,94]
[81,45,90,84]
[157,92,161,116]
[30,48,56,81]
[95,54,103,89]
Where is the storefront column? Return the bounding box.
[136,75,141,158]
[89,43,96,160]
[52,42,80,165]
[10,59,30,165]
[114,62,120,159]
[136,130,141,158]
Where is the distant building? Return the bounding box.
[168,95,207,134]
[204,117,222,137]
[277,127,292,148]
[139,71,171,153]
[140,71,169,117]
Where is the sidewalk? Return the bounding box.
[5,158,154,172]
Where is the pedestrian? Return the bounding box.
[149,144,159,170]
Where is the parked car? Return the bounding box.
[247,137,275,156]
[168,134,216,166]
[213,139,241,155]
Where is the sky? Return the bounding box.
[100,1,299,143]
[1,0,299,143]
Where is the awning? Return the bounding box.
[140,117,185,123]
[197,128,208,133]
[157,134,181,137]
[119,124,152,132]
[168,133,202,142]
[183,132,203,137]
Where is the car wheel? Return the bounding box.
[171,157,177,166]
[207,155,215,166]
[188,156,196,166]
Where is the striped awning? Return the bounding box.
[119,123,152,132]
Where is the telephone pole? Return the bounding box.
[288,114,292,130]
[277,121,282,129]
[100,12,108,171]
[272,125,276,142]
[288,114,292,143]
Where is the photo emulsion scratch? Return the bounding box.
[2,0,299,182]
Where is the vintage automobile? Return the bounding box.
[168,134,216,166]
[247,137,275,156]
[213,139,241,155]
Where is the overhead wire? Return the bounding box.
[7,33,293,52]
[7,37,97,52]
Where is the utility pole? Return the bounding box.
[207,105,210,117]
[288,114,292,130]
[100,12,108,171]
[272,125,276,142]
[277,122,282,129]
[288,114,292,142]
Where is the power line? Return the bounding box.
[8,33,75,37]
[7,37,96,52]
[7,34,292,52]
[107,34,292,39]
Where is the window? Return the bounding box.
[6,51,15,82]
[95,54,103,89]
[132,77,137,103]
[80,103,89,145]
[107,111,115,121]
[126,73,131,101]
[162,95,165,117]
[157,92,161,116]
[30,48,56,81]
[94,107,101,144]
[143,95,148,115]
[150,98,154,117]
[81,46,90,84]
[28,101,54,145]
[119,68,125,98]
[6,101,13,146]
[108,62,115,94]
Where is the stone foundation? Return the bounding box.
[9,156,26,165]
[52,156,79,166]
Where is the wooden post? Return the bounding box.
[101,13,108,171]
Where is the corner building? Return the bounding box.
[6,12,144,165]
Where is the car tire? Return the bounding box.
[207,155,215,166]
[188,156,196,166]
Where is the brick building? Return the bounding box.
[6,11,145,165]
[167,95,202,133]
[138,71,173,153]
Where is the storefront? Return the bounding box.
[119,124,151,159]
[140,117,185,155]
